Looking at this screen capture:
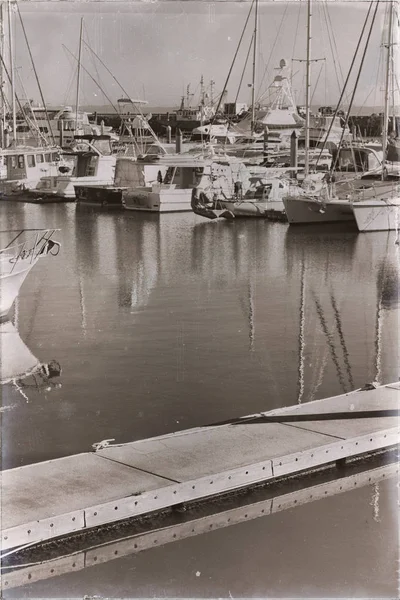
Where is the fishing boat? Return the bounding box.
[74,155,168,208]
[233,58,305,142]
[30,135,116,201]
[122,154,216,213]
[0,146,63,197]
[0,229,60,318]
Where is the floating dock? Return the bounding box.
[3,458,397,591]
[1,383,399,553]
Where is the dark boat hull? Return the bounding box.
[74,185,125,208]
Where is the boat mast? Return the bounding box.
[7,0,16,144]
[250,0,258,136]
[75,16,83,134]
[382,1,393,179]
[304,0,312,177]
[0,2,5,148]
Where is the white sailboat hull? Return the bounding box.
[283,196,355,224]
[352,199,400,232]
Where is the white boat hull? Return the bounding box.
[123,188,193,212]
[34,176,115,199]
[283,196,355,224]
[352,199,400,232]
[0,320,40,383]
[0,258,38,317]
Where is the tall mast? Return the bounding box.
[251,0,258,136]
[304,0,312,177]
[75,17,83,134]
[382,1,393,179]
[0,2,5,147]
[7,0,16,144]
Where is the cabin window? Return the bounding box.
[27,155,36,168]
[164,167,174,184]
[51,153,59,161]
[8,156,17,168]
[16,125,30,133]
[36,154,44,164]
[39,127,49,133]
[45,153,51,162]
[17,155,25,168]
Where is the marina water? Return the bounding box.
[1,201,398,597]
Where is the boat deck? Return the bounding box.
[1,382,399,551]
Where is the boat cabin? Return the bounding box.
[332,146,382,174]
[66,135,116,180]
[161,164,204,189]
[4,149,60,181]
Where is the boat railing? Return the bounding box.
[0,229,60,275]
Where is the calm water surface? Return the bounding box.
[1,201,399,597]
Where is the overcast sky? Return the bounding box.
[10,1,391,111]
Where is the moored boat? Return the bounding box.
[0,146,63,198]
[0,229,60,318]
[29,135,116,201]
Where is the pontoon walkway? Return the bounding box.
[1,382,399,552]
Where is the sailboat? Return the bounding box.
[283,0,400,228]
[352,0,400,232]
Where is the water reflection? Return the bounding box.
[0,205,398,468]
[0,316,61,403]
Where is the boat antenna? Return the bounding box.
[304,0,312,177]
[382,0,394,180]
[16,3,56,146]
[315,0,374,169]
[250,0,259,136]
[75,17,84,135]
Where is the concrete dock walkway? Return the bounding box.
[1,382,399,552]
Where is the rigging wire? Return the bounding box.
[257,2,290,102]
[210,0,255,126]
[310,59,326,106]
[62,46,79,108]
[0,51,41,145]
[16,3,56,145]
[331,0,380,173]
[290,0,302,85]
[81,40,161,148]
[323,1,347,100]
[316,0,376,168]
[83,19,108,107]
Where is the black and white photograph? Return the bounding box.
[0,0,399,597]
